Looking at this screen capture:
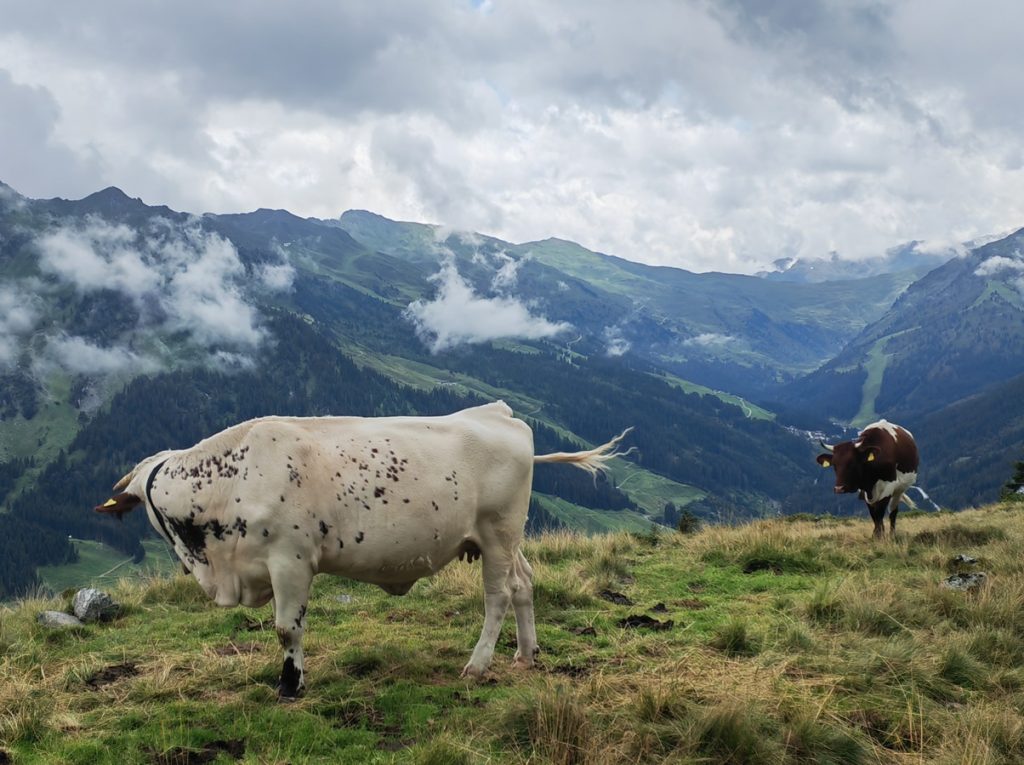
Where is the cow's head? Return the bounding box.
[816,440,880,493]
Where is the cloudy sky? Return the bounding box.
[2,0,1023,273]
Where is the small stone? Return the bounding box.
[951,554,978,566]
[335,594,353,604]
[940,572,988,592]
[38,610,84,628]
[72,588,119,622]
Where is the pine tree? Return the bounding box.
[1002,459,1024,501]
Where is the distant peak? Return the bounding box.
[87,186,132,201]
[339,209,395,223]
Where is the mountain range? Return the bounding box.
[0,180,1021,597]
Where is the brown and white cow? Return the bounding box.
[816,419,919,539]
[95,401,630,698]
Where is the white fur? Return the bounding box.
[860,419,913,440]
[868,469,918,506]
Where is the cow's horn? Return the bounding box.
[819,439,835,453]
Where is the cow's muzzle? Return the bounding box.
[834,486,855,494]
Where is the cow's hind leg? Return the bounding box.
[888,492,903,539]
[867,500,887,540]
[510,548,539,670]
[461,545,514,679]
[269,563,314,700]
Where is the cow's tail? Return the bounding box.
[533,428,635,476]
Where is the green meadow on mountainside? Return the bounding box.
[3,504,1024,764]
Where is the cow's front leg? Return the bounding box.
[867,500,887,540]
[461,550,513,679]
[270,564,313,700]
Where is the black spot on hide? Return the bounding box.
[163,514,209,565]
[319,520,329,536]
[355,531,365,544]
[207,519,228,540]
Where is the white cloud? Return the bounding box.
[404,255,570,352]
[0,282,39,368]
[36,217,266,351]
[684,333,735,348]
[37,222,159,294]
[974,253,1024,277]
[603,325,630,357]
[490,252,523,292]
[41,334,157,375]
[259,261,296,291]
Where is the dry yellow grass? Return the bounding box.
[1,505,1023,763]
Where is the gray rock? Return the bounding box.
[951,554,978,566]
[335,594,353,604]
[72,588,119,622]
[37,610,84,628]
[940,572,988,592]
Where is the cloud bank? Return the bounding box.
[405,256,570,353]
[30,217,272,375]
[4,2,1024,273]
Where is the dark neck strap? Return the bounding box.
[145,460,172,542]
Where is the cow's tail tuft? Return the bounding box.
[899,491,919,511]
[533,428,635,476]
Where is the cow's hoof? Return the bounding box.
[512,647,539,670]
[277,684,305,701]
[460,663,488,680]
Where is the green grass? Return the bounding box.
[37,539,179,593]
[851,336,890,428]
[0,373,81,465]
[533,493,656,534]
[604,459,705,514]
[651,370,775,421]
[4,505,1024,763]
[969,280,1024,311]
[851,329,917,429]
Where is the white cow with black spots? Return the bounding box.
[95,401,630,698]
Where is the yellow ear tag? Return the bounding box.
[821,459,831,468]
[102,498,117,507]
[867,452,875,462]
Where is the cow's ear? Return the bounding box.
[858,445,880,462]
[95,492,142,520]
[816,454,832,468]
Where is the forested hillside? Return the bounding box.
[2,181,1021,599]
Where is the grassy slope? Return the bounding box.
[4,505,1024,764]
[533,493,656,534]
[851,336,890,429]
[37,539,179,593]
[651,371,775,422]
